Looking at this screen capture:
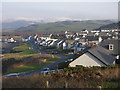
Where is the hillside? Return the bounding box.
[96,22,119,30]
[15,20,115,32]
[1,20,43,30]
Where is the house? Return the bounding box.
[69,46,116,67]
[7,38,16,43]
[49,39,58,46]
[22,37,28,42]
[53,39,62,48]
[85,36,112,45]
[91,30,100,33]
[81,29,89,34]
[99,39,120,55]
[57,40,66,49]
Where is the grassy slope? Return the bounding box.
[3,43,60,74]
[16,20,109,32]
[6,56,60,74]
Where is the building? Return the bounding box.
[69,46,116,67]
[100,39,120,55]
[7,38,16,43]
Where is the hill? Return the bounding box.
[1,20,44,31]
[96,21,119,30]
[15,20,115,33]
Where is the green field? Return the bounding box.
[10,42,36,56]
[6,55,60,74]
[3,42,60,74]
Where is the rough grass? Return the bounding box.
[6,55,60,74]
[3,42,36,57]
[2,68,120,88]
[2,42,60,74]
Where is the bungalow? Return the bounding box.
[81,29,89,34]
[53,39,62,48]
[69,46,116,67]
[22,37,28,42]
[8,38,16,43]
[57,40,66,49]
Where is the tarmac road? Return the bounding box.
[28,39,72,70]
[3,39,73,77]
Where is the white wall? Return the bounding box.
[69,52,105,67]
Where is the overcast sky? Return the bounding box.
[2,2,118,22]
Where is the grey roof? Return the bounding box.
[100,39,120,55]
[85,36,112,41]
[55,39,62,43]
[59,40,65,45]
[88,46,116,65]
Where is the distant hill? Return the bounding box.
[96,22,119,30]
[1,20,44,31]
[15,20,116,32]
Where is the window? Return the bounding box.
[109,44,114,50]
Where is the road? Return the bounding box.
[28,39,72,70]
[2,39,74,77]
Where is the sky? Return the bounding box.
[1,1,119,22]
[2,0,120,2]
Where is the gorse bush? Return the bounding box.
[2,68,120,88]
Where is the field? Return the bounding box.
[2,42,60,74]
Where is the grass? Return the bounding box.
[65,54,74,56]
[6,42,36,56]
[2,68,120,88]
[6,55,60,74]
[3,42,60,74]
[16,20,104,32]
[103,82,119,88]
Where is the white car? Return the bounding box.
[68,59,73,61]
[41,68,50,74]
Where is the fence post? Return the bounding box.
[64,82,68,88]
[98,85,101,90]
[46,80,49,88]
[43,72,46,77]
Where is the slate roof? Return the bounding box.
[59,40,65,45]
[100,39,120,55]
[85,36,112,41]
[88,46,116,65]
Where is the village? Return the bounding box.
[1,28,120,88]
[1,1,120,88]
[2,28,120,69]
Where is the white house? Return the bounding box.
[8,38,16,43]
[69,46,116,67]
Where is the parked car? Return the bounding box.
[68,58,73,61]
[41,68,50,74]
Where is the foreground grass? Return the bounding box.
[103,82,119,88]
[2,68,120,88]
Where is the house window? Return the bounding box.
[109,44,114,50]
